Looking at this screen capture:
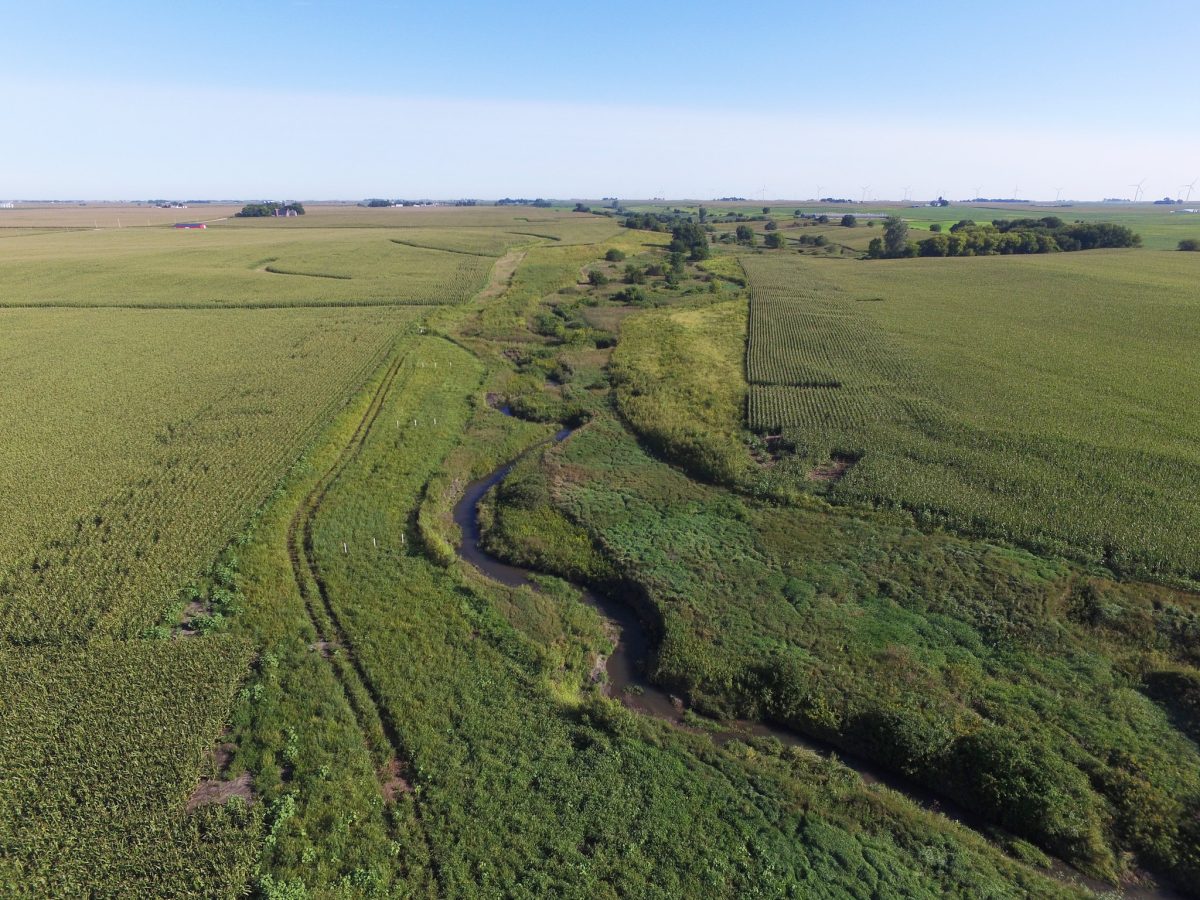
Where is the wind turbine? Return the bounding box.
[1012,184,1020,200]
[1182,178,1197,203]
[903,185,912,202]
[1130,178,1146,202]
[814,184,823,200]
[1054,187,1064,203]
[860,185,870,203]
[973,185,983,201]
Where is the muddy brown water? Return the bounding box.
[451,425,1180,900]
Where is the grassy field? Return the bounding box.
[521,414,1200,885]
[4,205,1197,896]
[742,250,1200,581]
[0,213,516,895]
[547,225,1200,890]
[523,250,1200,892]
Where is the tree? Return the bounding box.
[764,220,778,231]
[735,224,755,245]
[235,201,305,218]
[624,264,646,284]
[588,269,609,286]
[883,217,910,256]
[816,215,830,225]
[867,237,884,259]
[929,223,942,233]
[698,206,708,223]
[918,234,950,257]
[764,231,785,249]
[841,214,857,228]
[670,222,710,260]
[1178,238,1200,251]
[762,206,771,214]
[605,248,626,262]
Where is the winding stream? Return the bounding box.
[452,426,1178,900]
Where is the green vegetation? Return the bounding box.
[512,415,1200,886]
[236,202,305,217]
[611,297,753,486]
[0,306,415,644]
[0,226,508,308]
[742,251,1200,582]
[5,204,1198,897]
[0,636,258,896]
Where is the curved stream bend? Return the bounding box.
[451,426,1173,900]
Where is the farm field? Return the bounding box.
[0,305,417,643]
[3,204,1198,898]
[742,249,1200,580]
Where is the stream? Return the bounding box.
[451,426,1178,900]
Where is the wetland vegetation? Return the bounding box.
[2,200,1197,897]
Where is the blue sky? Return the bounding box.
[2,1,1197,199]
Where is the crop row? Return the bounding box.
[0,307,419,645]
[0,635,257,896]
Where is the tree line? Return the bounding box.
[235,202,305,218]
[869,216,1141,258]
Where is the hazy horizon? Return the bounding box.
[3,2,1197,201]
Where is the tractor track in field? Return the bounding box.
[284,343,443,891]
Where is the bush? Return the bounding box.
[587,269,609,286]
[929,223,942,233]
[1179,238,1200,251]
[605,248,626,262]
[841,215,857,227]
[764,232,785,249]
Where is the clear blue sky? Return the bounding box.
[2,1,1197,200]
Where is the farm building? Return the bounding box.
[174,222,207,229]
[272,207,298,217]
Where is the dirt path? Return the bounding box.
[476,248,527,301]
[284,344,443,888]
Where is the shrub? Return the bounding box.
[841,214,857,227]
[1179,238,1200,251]
[604,248,626,262]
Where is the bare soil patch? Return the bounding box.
[807,455,856,483]
[187,772,254,811]
[380,758,412,803]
